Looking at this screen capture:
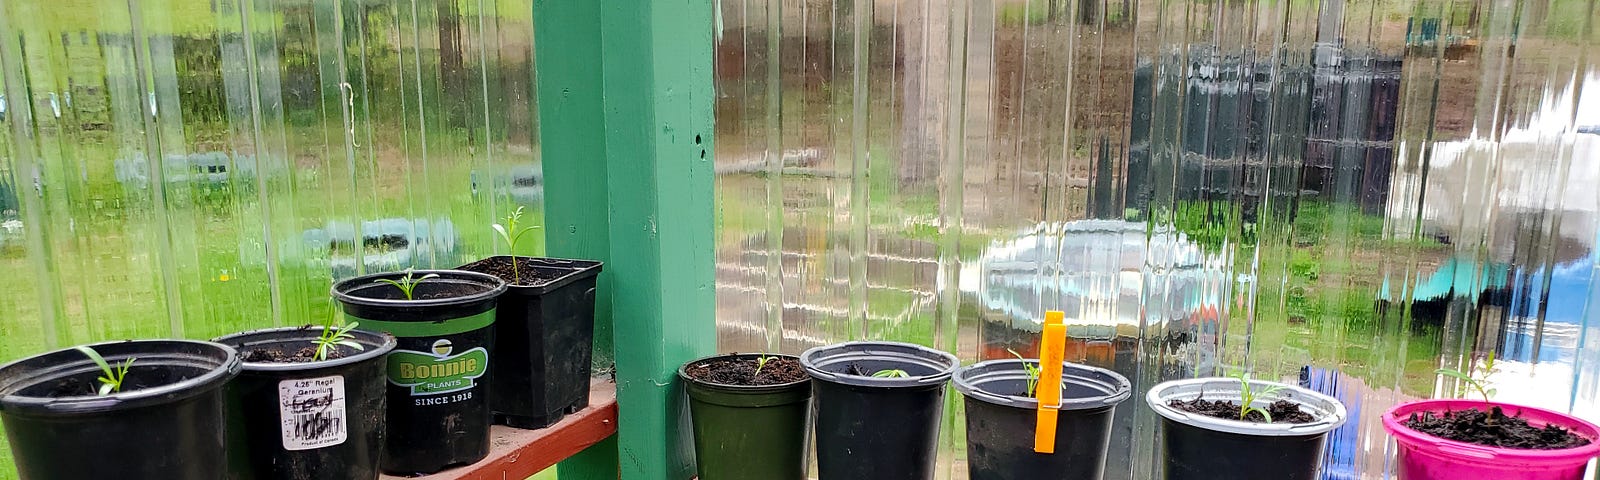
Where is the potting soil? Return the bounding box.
[1404,406,1591,450]
[685,356,807,385]
[1168,398,1316,423]
[461,256,568,286]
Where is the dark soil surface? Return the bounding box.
[1168,398,1317,424]
[353,277,492,300]
[39,366,197,397]
[45,378,120,397]
[1404,406,1592,450]
[459,257,568,287]
[415,282,487,300]
[242,344,348,363]
[685,356,807,386]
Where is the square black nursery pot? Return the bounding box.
[458,255,603,429]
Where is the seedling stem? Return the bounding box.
[1437,351,1498,406]
[492,206,541,284]
[314,321,366,361]
[374,268,439,300]
[1232,370,1285,423]
[753,355,774,378]
[74,346,134,396]
[1007,348,1041,397]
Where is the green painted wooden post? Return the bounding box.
[533,0,614,385]
[535,0,716,477]
[533,0,619,478]
[596,0,718,477]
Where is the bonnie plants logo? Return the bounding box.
[386,341,489,395]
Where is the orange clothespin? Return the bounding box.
[1034,310,1066,453]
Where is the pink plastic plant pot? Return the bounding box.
[1382,399,1600,480]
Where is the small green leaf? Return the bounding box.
[752,355,772,377]
[1248,406,1274,423]
[75,346,114,377]
[374,271,435,301]
[98,383,113,396]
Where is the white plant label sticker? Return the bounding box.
[279,375,348,451]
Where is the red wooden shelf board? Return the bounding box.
[380,380,618,480]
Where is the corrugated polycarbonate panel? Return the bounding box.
[711,0,1600,477]
[0,1,541,477]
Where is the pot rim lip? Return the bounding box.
[0,339,241,415]
[331,269,507,308]
[678,353,810,392]
[1146,377,1348,436]
[953,358,1131,410]
[799,340,959,388]
[1381,398,1600,461]
[214,326,399,372]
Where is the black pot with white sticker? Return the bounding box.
[216,326,397,480]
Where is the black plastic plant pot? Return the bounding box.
[1146,377,1349,480]
[332,269,507,475]
[214,326,399,480]
[0,339,242,480]
[953,359,1132,480]
[801,341,960,480]
[679,353,813,480]
[457,256,603,429]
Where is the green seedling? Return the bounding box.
[871,369,910,378]
[1437,351,1498,405]
[491,206,541,284]
[314,321,365,361]
[752,355,775,378]
[1233,370,1286,422]
[374,268,439,300]
[74,346,134,396]
[1007,348,1042,397]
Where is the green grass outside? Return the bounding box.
[1165,198,1450,395]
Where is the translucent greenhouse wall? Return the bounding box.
[0,1,542,477]
[710,0,1600,478]
[0,0,1597,478]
